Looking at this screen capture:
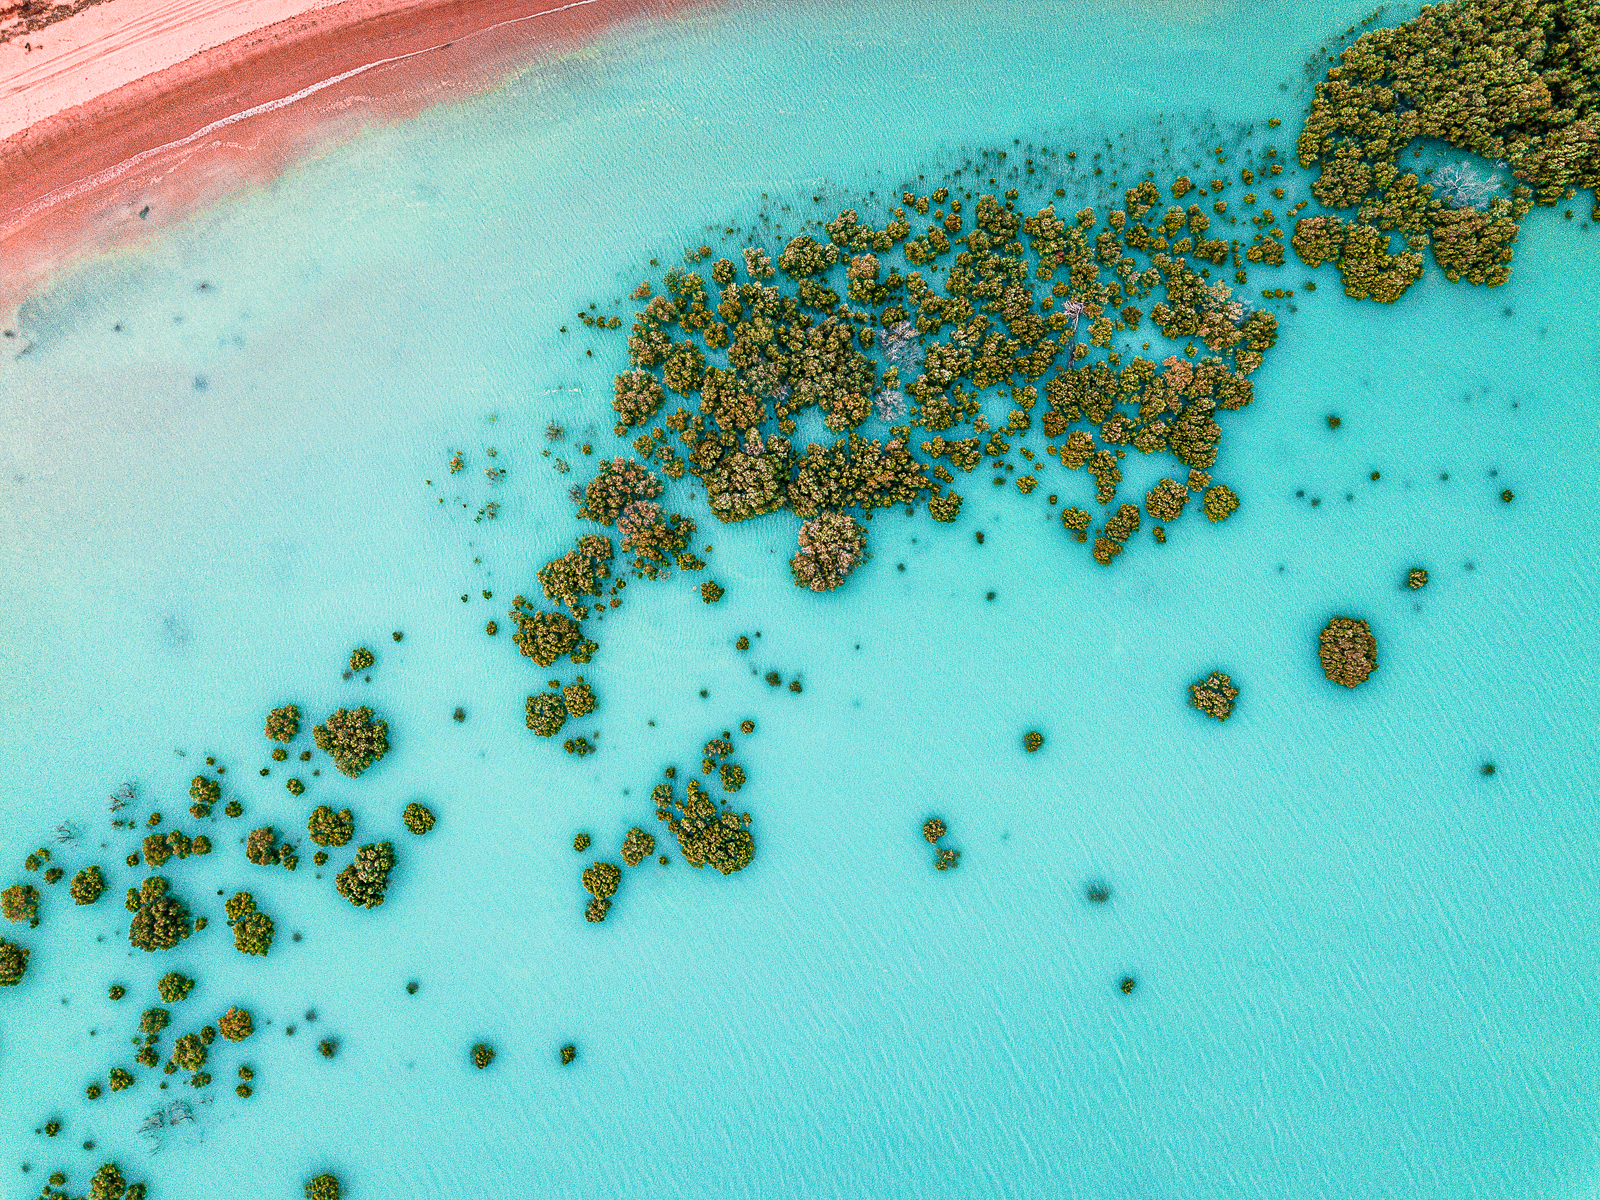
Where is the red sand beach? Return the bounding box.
[0,0,699,311]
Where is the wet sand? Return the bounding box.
[0,0,703,313]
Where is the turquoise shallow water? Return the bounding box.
[3,1,1600,1196]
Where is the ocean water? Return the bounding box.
[2,1,1599,1197]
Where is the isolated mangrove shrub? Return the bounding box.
[127,878,192,952]
[1201,484,1239,522]
[265,705,301,743]
[1189,671,1239,721]
[1319,617,1378,687]
[88,1163,145,1200]
[218,1007,254,1042]
[225,892,275,957]
[526,692,568,738]
[581,861,621,924]
[307,806,355,848]
[313,707,390,778]
[562,680,597,718]
[0,938,27,986]
[157,972,194,1003]
[170,1032,206,1073]
[336,842,397,909]
[245,827,285,867]
[2,883,39,925]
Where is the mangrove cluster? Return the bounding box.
[578,725,758,921]
[1297,0,1598,299]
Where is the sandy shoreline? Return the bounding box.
[1,0,353,138]
[0,0,700,313]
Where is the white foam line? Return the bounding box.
[3,0,603,236]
